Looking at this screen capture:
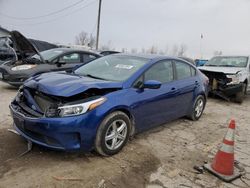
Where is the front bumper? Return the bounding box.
[10,103,100,152]
[0,66,31,87]
[209,83,243,97]
[0,70,27,87]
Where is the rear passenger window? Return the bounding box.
[60,53,80,63]
[144,61,174,83]
[175,61,192,80]
[83,54,97,63]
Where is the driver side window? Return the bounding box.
[59,53,80,63]
[133,60,174,88]
[144,60,174,83]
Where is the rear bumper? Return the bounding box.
[10,103,100,152]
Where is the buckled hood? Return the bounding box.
[198,66,245,74]
[24,72,123,97]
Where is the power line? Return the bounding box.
[0,0,98,27]
[0,0,86,20]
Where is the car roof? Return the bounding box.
[51,47,100,55]
[111,53,189,62]
[212,55,249,58]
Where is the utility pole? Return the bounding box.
[96,0,102,50]
[200,33,203,59]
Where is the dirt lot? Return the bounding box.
[0,81,250,188]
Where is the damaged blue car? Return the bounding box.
[10,54,208,156]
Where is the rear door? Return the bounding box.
[173,60,198,116]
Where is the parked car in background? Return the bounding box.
[100,50,120,56]
[0,47,101,87]
[0,28,57,65]
[195,59,208,67]
[10,54,208,156]
[199,56,250,103]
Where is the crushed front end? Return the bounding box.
[9,86,107,151]
[200,70,243,100]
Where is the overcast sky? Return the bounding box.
[1,0,250,58]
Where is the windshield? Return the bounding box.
[32,48,64,61]
[205,56,248,67]
[74,55,148,81]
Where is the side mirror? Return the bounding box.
[143,80,162,89]
[55,60,66,67]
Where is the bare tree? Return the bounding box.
[214,50,223,56]
[178,44,187,56]
[121,48,127,53]
[141,48,146,53]
[171,44,179,56]
[131,48,138,54]
[88,34,96,49]
[159,50,165,55]
[100,40,114,51]
[147,45,158,54]
[75,31,88,46]
[164,45,169,55]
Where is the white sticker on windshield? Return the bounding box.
[115,64,134,69]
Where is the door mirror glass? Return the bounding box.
[143,80,161,89]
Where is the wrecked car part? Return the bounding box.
[19,140,33,157]
[199,70,243,101]
[13,86,119,118]
[7,128,20,135]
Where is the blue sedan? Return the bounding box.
[10,54,208,156]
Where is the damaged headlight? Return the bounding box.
[226,73,240,85]
[58,97,106,117]
[11,64,37,71]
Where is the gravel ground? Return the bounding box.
[0,81,249,188]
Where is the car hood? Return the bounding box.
[0,27,11,38]
[24,72,123,97]
[198,66,245,74]
[10,30,39,56]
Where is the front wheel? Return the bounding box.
[95,111,131,156]
[189,95,206,121]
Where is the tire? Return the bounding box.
[95,111,131,156]
[235,83,246,103]
[189,95,206,121]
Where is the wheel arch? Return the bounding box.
[104,106,136,136]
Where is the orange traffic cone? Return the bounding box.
[204,119,241,182]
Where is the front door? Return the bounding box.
[130,60,179,132]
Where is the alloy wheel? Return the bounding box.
[195,98,204,118]
[105,120,128,150]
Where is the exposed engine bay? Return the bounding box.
[200,70,243,100]
[11,87,120,118]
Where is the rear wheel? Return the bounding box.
[95,111,131,156]
[189,95,205,121]
[235,83,246,103]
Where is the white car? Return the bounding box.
[198,56,250,103]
